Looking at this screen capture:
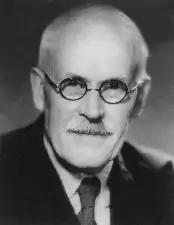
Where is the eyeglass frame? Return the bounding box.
[33,67,140,104]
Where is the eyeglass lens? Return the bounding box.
[60,78,86,99]
[100,80,127,103]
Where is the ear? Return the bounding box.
[131,74,151,118]
[30,67,45,112]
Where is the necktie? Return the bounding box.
[78,177,101,225]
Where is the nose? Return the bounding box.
[80,90,105,121]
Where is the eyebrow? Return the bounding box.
[66,73,129,84]
[65,73,90,83]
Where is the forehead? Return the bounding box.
[47,16,134,83]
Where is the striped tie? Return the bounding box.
[78,177,101,225]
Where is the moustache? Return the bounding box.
[68,124,113,137]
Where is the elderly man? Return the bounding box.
[0,4,174,225]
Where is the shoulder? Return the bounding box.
[0,114,44,153]
[0,124,32,174]
[0,124,32,155]
[134,142,174,170]
[121,141,174,172]
[0,115,44,172]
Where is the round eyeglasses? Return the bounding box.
[39,69,139,104]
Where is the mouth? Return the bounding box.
[68,129,113,137]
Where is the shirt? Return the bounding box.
[44,136,112,225]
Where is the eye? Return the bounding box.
[101,79,127,92]
[109,81,120,89]
[60,78,85,91]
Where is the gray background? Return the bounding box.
[0,0,174,155]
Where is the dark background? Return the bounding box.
[0,0,174,155]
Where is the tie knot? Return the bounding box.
[78,177,101,209]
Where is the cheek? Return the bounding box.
[105,103,131,131]
[46,94,80,131]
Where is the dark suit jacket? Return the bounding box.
[0,115,174,225]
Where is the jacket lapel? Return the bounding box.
[107,157,140,225]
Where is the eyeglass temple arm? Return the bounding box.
[129,83,141,94]
[44,72,61,93]
[31,67,60,92]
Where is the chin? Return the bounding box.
[65,145,111,169]
[74,158,107,168]
[68,157,109,174]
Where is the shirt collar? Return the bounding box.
[44,136,113,199]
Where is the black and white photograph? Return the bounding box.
[0,0,174,224]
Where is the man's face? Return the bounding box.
[44,24,136,169]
